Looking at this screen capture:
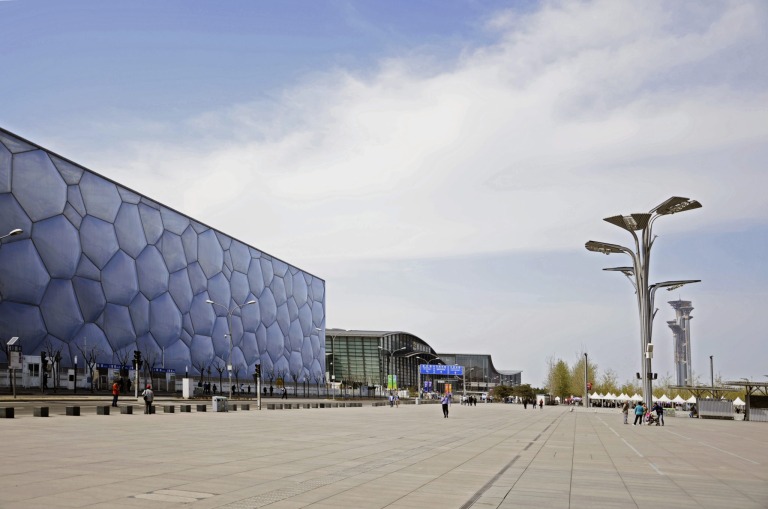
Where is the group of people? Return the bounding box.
[522,399,544,409]
[622,400,665,426]
[388,392,400,407]
[461,395,479,406]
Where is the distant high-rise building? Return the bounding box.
[667,299,694,386]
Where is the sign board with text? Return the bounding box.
[419,364,464,376]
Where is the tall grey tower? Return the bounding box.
[667,299,694,386]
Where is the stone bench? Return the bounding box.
[180,405,191,412]
[1,407,14,418]
[196,404,207,412]
[163,405,175,413]
[240,404,250,411]
[34,407,49,417]
[266,403,281,410]
[120,406,133,415]
[228,404,237,411]
[96,406,110,415]
[66,406,80,416]
[311,403,318,408]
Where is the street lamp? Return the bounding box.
[585,196,702,407]
[316,327,347,400]
[0,228,22,243]
[379,346,406,394]
[206,299,257,399]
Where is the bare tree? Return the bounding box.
[114,347,133,393]
[41,337,65,393]
[310,370,323,398]
[232,363,243,397]
[275,367,287,396]
[289,367,302,397]
[75,339,104,393]
[264,366,275,394]
[192,358,209,387]
[212,359,226,394]
[141,348,160,391]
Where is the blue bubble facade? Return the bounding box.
[0,128,326,379]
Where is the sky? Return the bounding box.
[2,0,767,388]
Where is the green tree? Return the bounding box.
[598,368,619,395]
[548,359,571,400]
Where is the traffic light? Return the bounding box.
[255,363,261,379]
[40,351,48,371]
[134,350,142,370]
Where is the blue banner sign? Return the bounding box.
[419,364,464,376]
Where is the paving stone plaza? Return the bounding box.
[1,400,766,509]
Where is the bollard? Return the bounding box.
[197,404,207,412]
[96,406,110,415]
[228,404,237,411]
[66,406,80,416]
[163,405,175,413]
[1,407,15,418]
[120,406,133,415]
[180,405,191,412]
[34,407,49,417]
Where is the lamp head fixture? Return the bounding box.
[651,196,702,216]
[585,240,626,255]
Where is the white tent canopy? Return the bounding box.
[657,394,672,403]
[617,393,630,401]
[631,393,643,402]
[686,396,697,404]
[672,395,686,404]
[733,397,745,406]
[590,392,602,400]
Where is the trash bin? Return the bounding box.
[212,396,228,412]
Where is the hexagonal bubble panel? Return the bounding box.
[246,257,265,297]
[312,300,325,329]
[276,303,290,336]
[12,150,67,222]
[160,206,189,236]
[207,273,231,314]
[310,333,321,360]
[287,297,299,323]
[103,303,136,352]
[273,356,290,379]
[136,331,159,357]
[229,271,249,306]
[181,225,197,264]
[229,348,248,372]
[138,202,163,244]
[214,231,231,250]
[255,323,267,355]
[163,338,191,368]
[72,276,106,321]
[211,316,230,359]
[0,193,33,242]
[260,258,274,287]
[49,154,84,185]
[241,331,258,366]
[114,203,147,258]
[265,322,286,363]
[180,329,192,346]
[129,292,150,336]
[283,271,293,298]
[187,261,207,295]
[63,204,82,229]
[272,259,288,278]
[292,273,308,308]
[160,231,186,273]
[198,229,223,279]
[301,337,314,367]
[288,351,304,379]
[0,131,35,153]
[32,215,80,279]
[0,239,50,305]
[67,185,86,216]
[271,275,287,307]
[136,245,169,300]
[0,141,10,192]
[169,268,193,313]
[102,250,139,305]
[41,279,83,340]
[182,312,194,337]
[190,292,215,336]
[298,303,313,337]
[190,334,215,366]
[0,301,47,348]
[80,215,119,269]
[150,292,182,348]
[117,186,140,204]
[288,320,303,352]
[79,172,121,222]
[76,254,101,280]
[259,287,277,327]
[72,322,113,361]
[259,353,274,381]
[229,240,250,273]
[240,293,261,332]
[311,276,324,302]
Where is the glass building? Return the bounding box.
[438,353,522,392]
[323,329,439,393]
[0,127,326,385]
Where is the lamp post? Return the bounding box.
[379,346,406,394]
[316,328,347,400]
[586,196,702,407]
[206,299,257,399]
[584,353,589,409]
[710,355,714,388]
[0,228,22,242]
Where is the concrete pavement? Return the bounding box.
[0,401,765,508]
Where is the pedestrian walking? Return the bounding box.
[111,380,120,407]
[441,394,450,418]
[539,399,543,409]
[142,384,154,414]
[395,394,400,408]
[622,400,630,424]
[633,402,644,425]
[281,387,287,399]
[389,393,394,407]
[653,402,664,426]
